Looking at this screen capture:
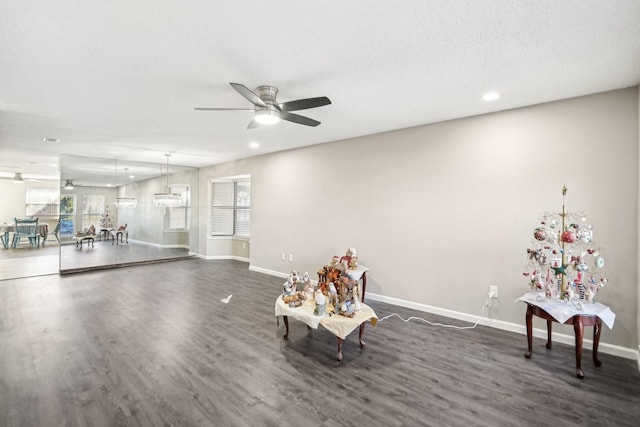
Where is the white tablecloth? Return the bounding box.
[519,292,615,329]
[274,297,377,339]
[0,223,49,237]
[344,266,369,281]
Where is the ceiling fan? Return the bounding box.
[0,171,43,183]
[195,83,331,129]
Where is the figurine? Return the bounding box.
[340,300,355,317]
[339,248,357,271]
[352,284,362,311]
[283,276,294,296]
[349,256,358,270]
[290,270,300,283]
[314,290,326,316]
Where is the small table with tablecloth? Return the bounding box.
[519,292,615,378]
[275,298,378,361]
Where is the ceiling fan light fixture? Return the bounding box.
[254,109,280,125]
[13,172,24,183]
[64,179,74,190]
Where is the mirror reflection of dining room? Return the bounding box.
[0,173,61,280]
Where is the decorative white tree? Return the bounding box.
[523,186,608,301]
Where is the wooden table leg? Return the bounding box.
[524,304,533,359]
[359,322,366,348]
[336,337,343,362]
[282,315,289,340]
[593,320,602,367]
[545,319,553,349]
[573,316,585,379]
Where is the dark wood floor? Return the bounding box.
[1,259,639,426]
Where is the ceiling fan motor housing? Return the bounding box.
[254,86,280,124]
[255,86,279,105]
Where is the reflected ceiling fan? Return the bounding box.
[195,83,331,129]
[0,171,43,183]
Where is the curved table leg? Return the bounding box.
[282,315,289,340]
[359,322,366,348]
[593,320,602,366]
[336,337,343,362]
[545,320,553,349]
[524,304,533,359]
[573,316,585,379]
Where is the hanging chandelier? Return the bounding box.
[115,167,137,208]
[154,154,182,208]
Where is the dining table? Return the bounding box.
[0,223,49,248]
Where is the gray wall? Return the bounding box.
[199,88,639,352]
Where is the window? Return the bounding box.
[210,178,250,237]
[81,195,105,230]
[25,188,59,217]
[59,194,76,238]
[166,184,190,230]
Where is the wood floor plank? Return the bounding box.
[1,259,639,426]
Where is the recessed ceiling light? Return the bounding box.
[41,137,60,143]
[249,141,260,149]
[482,92,500,101]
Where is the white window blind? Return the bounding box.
[81,195,105,230]
[210,179,250,237]
[235,180,250,237]
[25,187,60,217]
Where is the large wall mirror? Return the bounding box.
[59,154,199,273]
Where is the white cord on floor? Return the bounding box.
[377,312,480,330]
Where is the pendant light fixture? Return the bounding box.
[64,179,74,190]
[154,154,182,208]
[115,167,137,208]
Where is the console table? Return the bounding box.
[519,292,615,379]
[275,298,377,361]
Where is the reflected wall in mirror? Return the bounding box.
[59,154,199,273]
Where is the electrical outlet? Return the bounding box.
[281,252,285,261]
[289,254,294,262]
[489,285,498,298]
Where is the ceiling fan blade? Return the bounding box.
[279,111,321,127]
[279,96,331,112]
[247,119,260,129]
[230,83,267,108]
[194,107,254,111]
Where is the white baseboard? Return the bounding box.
[366,292,637,361]
[202,255,249,262]
[248,265,289,279]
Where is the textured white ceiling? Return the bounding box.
[1,1,639,183]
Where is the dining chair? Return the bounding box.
[53,220,61,243]
[12,217,40,248]
[42,220,61,246]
